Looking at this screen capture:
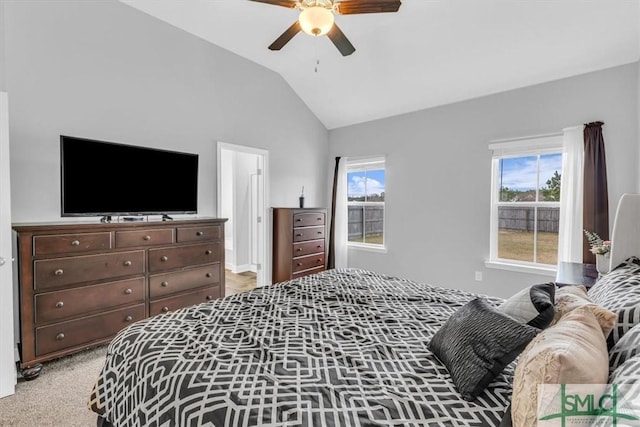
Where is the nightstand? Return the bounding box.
[555,262,598,288]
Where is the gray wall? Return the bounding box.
[329,63,639,298]
[0,1,6,91]
[4,0,329,222]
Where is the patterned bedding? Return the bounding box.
[89,269,513,426]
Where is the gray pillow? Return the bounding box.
[498,282,555,329]
[609,322,640,372]
[428,298,540,401]
[588,256,640,348]
[591,354,640,427]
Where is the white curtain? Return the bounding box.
[334,158,348,268]
[557,125,584,263]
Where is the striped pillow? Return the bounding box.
[608,322,640,372]
[588,256,640,348]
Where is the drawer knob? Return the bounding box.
[143,235,151,241]
[161,256,168,262]
[317,259,322,262]
[55,301,64,308]
[161,281,169,287]
[124,288,132,295]
[317,218,322,221]
[125,315,133,322]
[205,250,212,255]
[296,233,302,237]
[71,240,80,246]
[54,268,64,276]
[205,272,212,278]
[297,263,302,266]
[296,218,301,222]
[196,231,204,236]
[161,306,169,313]
[56,333,65,341]
[123,260,132,267]
[297,248,302,252]
[206,295,213,301]
[317,231,322,234]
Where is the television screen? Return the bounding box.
[61,135,198,217]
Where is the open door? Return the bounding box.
[217,142,269,287]
[0,92,16,398]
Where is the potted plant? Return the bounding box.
[584,229,611,274]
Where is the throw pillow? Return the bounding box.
[498,282,555,329]
[428,297,539,401]
[608,321,640,372]
[510,305,615,427]
[591,354,640,427]
[588,256,640,348]
[552,285,616,337]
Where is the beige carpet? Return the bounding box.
[0,345,108,427]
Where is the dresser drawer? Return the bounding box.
[177,225,221,243]
[149,264,221,299]
[293,212,325,227]
[35,304,145,356]
[35,277,145,325]
[148,242,221,273]
[293,226,325,242]
[292,266,325,280]
[292,253,325,273]
[149,286,221,316]
[34,250,145,290]
[34,232,112,256]
[292,239,325,258]
[116,228,174,248]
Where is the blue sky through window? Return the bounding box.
[348,169,385,199]
[499,153,562,191]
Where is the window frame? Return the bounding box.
[346,156,386,251]
[487,135,563,275]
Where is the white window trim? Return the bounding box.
[488,134,563,274]
[346,155,386,250]
[348,242,388,254]
[484,259,556,276]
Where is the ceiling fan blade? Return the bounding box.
[268,21,302,51]
[327,24,355,56]
[335,0,402,15]
[248,0,298,8]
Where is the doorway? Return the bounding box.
[217,142,269,289]
[0,92,16,398]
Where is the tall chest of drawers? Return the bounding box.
[272,208,327,283]
[12,218,226,378]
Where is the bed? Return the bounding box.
[89,268,514,426]
[89,194,640,427]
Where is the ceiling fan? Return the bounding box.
[249,0,402,56]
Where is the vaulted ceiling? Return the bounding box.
[121,0,640,130]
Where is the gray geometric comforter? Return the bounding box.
[89,269,512,426]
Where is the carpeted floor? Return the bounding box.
[0,345,108,427]
[0,270,256,426]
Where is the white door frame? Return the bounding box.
[217,142,270,287]
[0,92,16,398]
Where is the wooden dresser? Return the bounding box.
[272,208,327,283]
[12,218,226,379]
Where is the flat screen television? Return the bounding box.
[61,135,198,217]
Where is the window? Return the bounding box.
[347,156,385,248]
[489,136,563,268]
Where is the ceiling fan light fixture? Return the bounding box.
[298,6,335,36]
